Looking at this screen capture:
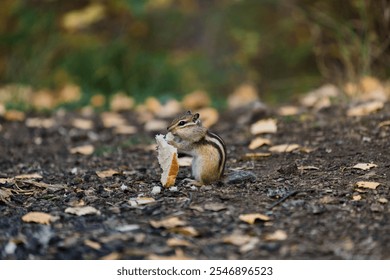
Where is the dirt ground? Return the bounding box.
[0,102,389,260]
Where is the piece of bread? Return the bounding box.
[156,133,179,187]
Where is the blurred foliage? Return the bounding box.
[0,0,389,105]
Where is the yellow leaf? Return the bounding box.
[277,106,300,116]
[249,137,271,150]
[72,118,94,130]
[239,213,270,224]
[4,110,25,122]
[170,226,199,237]
[22,212,54,225]
[69,145,94,155]
[110,92,134,112]
[250,119,277,135]
[182,90,211,110]
[352,195,362,201]
[228,83,259,110]
[269,144,300,153]
[150,217,186,229]
[355,181,380,190]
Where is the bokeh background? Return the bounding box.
[0,0,389,108]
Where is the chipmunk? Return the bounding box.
[167,111,226,186]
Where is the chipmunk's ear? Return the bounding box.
[192,113,200,122]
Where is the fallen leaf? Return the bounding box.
[167,238,193,247]
[250,119,277,135]
[96,169,120,178]
[25,118,55,128]
[84,239,101,250]
[269,144,300,153]
[65,206,101,216]
[197,107,219,128]
[144,119,168,132]
[355,181,380,190]
[378,197,388,204]
[62,3,106,31]
[129,197,156,207]
[352,163,377,170]
[69,145,94,155]
[150,217,186,229]
[264,230,288,241]
[101,112,126,128]
[228,83,259,110]
[155,99,182,118]
[347,101,384,117]
[58,84,81,103]
[170,226,199,237]
[378,120,390,128]
[22,212,54,225]
[223,234,253,246]
[14,173,43,180]
[243,153,271,160]
[204,202,227,212]
[182,90,211,110]
[277,106,300,116]
[301,84,339,109]
[353,195,362,201]
[239,213,270,224]
[249,137,272,150]
[4,110,25,121]
[110,92,134,112]
[90,94,106,107]
[298,165,320,171]
[0,188,12,203]
[113,125,137,135]
[72,118,94,130]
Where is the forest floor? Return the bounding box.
[0,101,389,260]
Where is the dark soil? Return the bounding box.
[1,103,389,260]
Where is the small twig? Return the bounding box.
[267,190,299,210]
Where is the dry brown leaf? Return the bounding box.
[228,83,259,110]
[170,226,199,237]
[378,197,388,204]
[352,163,377,170]
[4,110,25,122]
[269,144,300,153]
[69,145,94,155]
[0,188,13,203]
[355,181,380,190]
[113,125,137,135]
[352,195,362,201]
[223,234,253,246]
[101,112,126,128]
[264,230,288,241]
[347,101,384,117]
[84,239,101,250]
[277,106,300,116]
[65,206,101,216]
[25,118,55,129]
[204,202,227,212]
[243,152,271,160]
[31,90,57,109]
[72,118,93,130]
[0,178,13,184]
[58,84,81,103]
[145,97,162,114]
[96,169,120,178]
[22,212,54,225]
[167,238,193,247]
[182,90,211,110]
[249,137,272,150]
[14,173,43,180]
[250,119,277,135]
[144,119,168,132]
[150,217,186,229]
[110,92,134,112]
[90,94,106,107]
[155,100,182,118]
[298,165,320,171]
[301,84,339,109]
[239,213,270,224]
[197,107,219,128]
[129,197,156,207]
[378,120,390,128]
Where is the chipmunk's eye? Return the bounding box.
[178,121,186,126]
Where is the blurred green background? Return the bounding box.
[0,0,389,106]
